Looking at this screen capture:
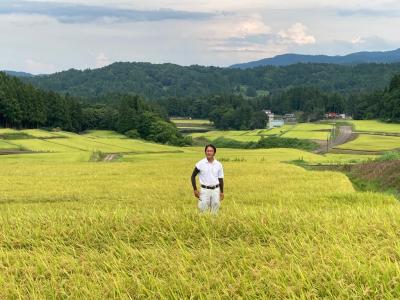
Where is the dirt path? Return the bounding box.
[331,126,354,148]
[315,125,356,154]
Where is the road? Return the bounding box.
[331,126,354,148]
[315,125,355,154]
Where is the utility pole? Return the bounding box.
[326,136,329,152]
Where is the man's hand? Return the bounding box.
[194,189,200,198]
[220,192,224,201]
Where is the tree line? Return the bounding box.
[159,72,400,129]
[2,67,399,137]
[0,72,189,145]
[23,62,400,130]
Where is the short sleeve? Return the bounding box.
[195,161,201,170]
[218,164,224,178]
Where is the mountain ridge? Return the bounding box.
[2,70,34,77]
[230,48,400,69]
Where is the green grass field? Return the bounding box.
[0,124,400,298]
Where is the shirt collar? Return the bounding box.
[204,157,216,164]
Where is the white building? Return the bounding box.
[262,109,275,122]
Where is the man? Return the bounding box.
[191,144,224,214]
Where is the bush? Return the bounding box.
[125,129,140,139]
[376,150,400,162]
[202,136,317,151]
[254,136,318,151]
[211,137,250,149]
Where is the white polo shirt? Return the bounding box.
[195,157,224,186]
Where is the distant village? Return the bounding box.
[262,110,347,128]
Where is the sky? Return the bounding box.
[1,0,400,74]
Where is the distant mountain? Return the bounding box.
[230,48,400,69]
[3,70,34,77]
[24,62,400,101]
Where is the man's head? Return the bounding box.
[204,144,216,160]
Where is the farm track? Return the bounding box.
[315,126,356,154]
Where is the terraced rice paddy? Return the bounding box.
[336,134,400,152]
[0,124,399,298]
[349,120,400,134]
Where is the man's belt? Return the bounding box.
[201,184,219,190]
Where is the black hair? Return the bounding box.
[204,144,216,154]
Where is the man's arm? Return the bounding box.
[191,167,200,198]
[218,163,224,200]
[218,178,224,193]
[191,167,200,190]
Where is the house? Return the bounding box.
[326,112,337,119]
[325,112,346,119]
[262,109,274,122]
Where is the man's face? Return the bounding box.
[205,147,215,159]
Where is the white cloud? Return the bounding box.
[351,36,365,44]
[95,53,111,68]
[229,17,271,38]
[25,59,57,74]
[23,0,267,12]
[278,23,316,45]
[0,13,56,26]
[208,19,316,60]
[25,0,400,12]
[0,1,399,71]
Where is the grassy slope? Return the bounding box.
[347,160,400,194]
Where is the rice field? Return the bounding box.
[281,130,330,140]
[171,118,214,133]
[336,134,400,151]
[190,123,332,142]
[290,123,333,131]
[0,124,400,298]
[0,129,181,155]
[19,129,63,138]
[190,130,262,142]
[280,123,332,140]
[0,140,20,150]
[170,118,212,125]
[350,120,400,134]
[82,130,127,139]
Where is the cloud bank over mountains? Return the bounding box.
[0,0,399,73]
